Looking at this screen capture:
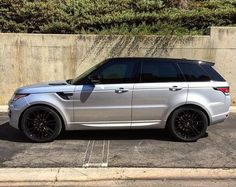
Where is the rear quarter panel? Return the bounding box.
[187,81,230,124]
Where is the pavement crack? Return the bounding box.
[54,168,60,183]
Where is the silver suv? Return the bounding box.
[8,58,230,142]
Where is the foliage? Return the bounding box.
[0,0,236,35]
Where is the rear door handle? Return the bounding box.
[169,86,182,91]
[115,88,129,94]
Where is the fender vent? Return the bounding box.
[56,92,73,100]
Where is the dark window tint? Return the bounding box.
[94,60,137,84]
[178,62,210,82]
[141,61,183,83]
[201,64,225,81]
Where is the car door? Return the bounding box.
[72,59,138,129]
[132,59,188,128]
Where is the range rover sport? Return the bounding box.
[8,58,230,142]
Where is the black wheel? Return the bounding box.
[168,106,208,142]
[21,106,62,143]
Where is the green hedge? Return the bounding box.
[0,0,236,35]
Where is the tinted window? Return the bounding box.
[93,60,137,84]
[72,59,108,85]
[178,62,210,82]
[141,61,184,83]
[201,64,225,81]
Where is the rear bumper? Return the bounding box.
[210,111,230,125]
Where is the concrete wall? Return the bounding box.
[0,27,235,105]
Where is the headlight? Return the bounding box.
[12,94,29,101]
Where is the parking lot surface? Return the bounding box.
[0,112,235,168]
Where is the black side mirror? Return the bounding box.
[89,75,100,84]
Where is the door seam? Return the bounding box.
[130,83,135,129]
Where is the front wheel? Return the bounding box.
[168,107,208,142]
[21,106,62,143]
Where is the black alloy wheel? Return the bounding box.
[168,106,208,142]
[21,106,62,142]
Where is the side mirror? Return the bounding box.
[89,75,100,84]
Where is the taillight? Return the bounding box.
[213,87,230,95]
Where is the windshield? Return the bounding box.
[71,60,108,85]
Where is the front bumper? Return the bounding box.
[8,98,30,130]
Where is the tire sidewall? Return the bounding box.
[168,107,208,142]
[21,106,62,143]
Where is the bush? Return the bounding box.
[0,0,236,35]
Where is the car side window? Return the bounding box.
[200,64,225,81]
[92,60,137,84]
[140,60,184,83]
[178,62,211,82]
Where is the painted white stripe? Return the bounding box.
[82,140,91,166]
[82,140,109,168]
[87,140,95,164]
[83,163,108,167]
[0,120,9,125]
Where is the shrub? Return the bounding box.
[0,0,236,35]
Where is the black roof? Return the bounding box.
[107,57,214,66]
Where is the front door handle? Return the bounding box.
[115,88,129,94]
[169,86,182,91]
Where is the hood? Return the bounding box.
[15,80,75,94]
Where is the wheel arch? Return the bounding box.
[165,104,211,128]
[18,104,66,132]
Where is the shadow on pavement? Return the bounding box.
[0,122,201,143]
[0,123,29,143]
[58,128,177,142]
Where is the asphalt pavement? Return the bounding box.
[0,112,235,168]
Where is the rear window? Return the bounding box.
[200,64,225,81]
[141,61,184,83]
[178,62,210,82]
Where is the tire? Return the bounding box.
[167,106,208,142]
[21,105,62,143]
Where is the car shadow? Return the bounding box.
[0,122,208,143]
[0,123,29,143]
[57,128,177,142]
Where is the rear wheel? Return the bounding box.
[168,106,208,142]
[21,106,62,143]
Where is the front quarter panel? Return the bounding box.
[9,92,74,130]
[9,97,30,129]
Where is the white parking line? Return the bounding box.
[102,140,109,165]
[83,140,109,168]
[87,140,95,165]
[82,140,91,166]
[0,120,9,125]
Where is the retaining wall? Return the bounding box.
[0,27,235,105]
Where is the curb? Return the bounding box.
[230,106,236,113]
[0,106,8,112]
[0,168,236,182]
[1,105,236,113]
